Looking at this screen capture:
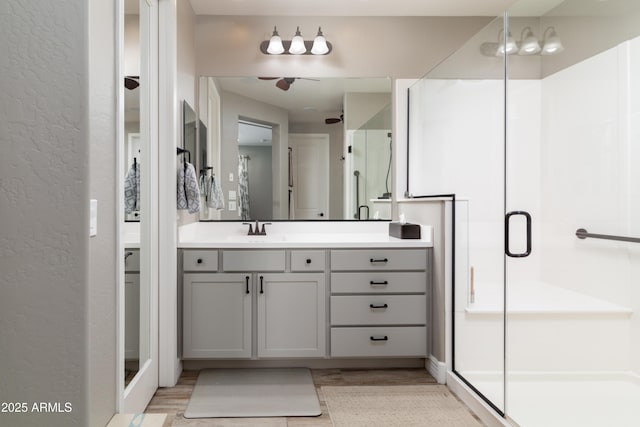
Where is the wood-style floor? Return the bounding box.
[144,368,482,426]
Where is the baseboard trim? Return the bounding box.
[426,354,447,384]
[183,358,426,371]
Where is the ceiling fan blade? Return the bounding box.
[124,76,139,90]
[325,118,341,124]
[258,77,279,80]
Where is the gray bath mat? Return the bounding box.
[184,368,321,418]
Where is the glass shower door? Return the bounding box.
[406,15,509,415]
[504,1,640,425]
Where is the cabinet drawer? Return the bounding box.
[222,250,285,272]
[331,326,427,357]
[124,249,139,272]
[291,250,326,272]
[331,272,426,294]
[331,295,426,325]
[183,250,218,272]
[330,249,426,271]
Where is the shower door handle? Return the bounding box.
[505,211,531,258]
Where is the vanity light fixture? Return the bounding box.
[260,26,332,55]
[480,26,563,57]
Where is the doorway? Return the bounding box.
[288,133,330,220]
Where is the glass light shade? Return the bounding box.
[266,27,284,54]
[289,27,306,54]
[519,34,541,55]
[496,32,517,56]
[311,27,329,55]
[542,33,564,55]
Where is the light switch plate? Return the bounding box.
[228,172,234,182]
[90,199,97,237]
[228,190,237,201]
[228,201,237,211]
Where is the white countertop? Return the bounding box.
[178,221,433,249]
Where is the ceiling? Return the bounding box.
[216,77,391,124]
[189,0,517,17]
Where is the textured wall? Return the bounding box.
[0,1,90,426]
[88,0,117,425]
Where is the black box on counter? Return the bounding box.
[388,222,421,239]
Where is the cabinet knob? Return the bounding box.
[306,258,312,264]
[197,258,203,264]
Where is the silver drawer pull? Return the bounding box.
[370,258,388,264]
[370,280,388,286]
[369,303,388,309]
[370,336,388,342]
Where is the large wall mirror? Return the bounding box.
[196,76,393,221]
[121,0,158,411]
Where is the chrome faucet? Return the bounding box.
[243,220,271,235]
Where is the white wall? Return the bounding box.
[1,1,94,426]
[195,16,494,79]
[539,37,640,375]
[539,43,630,306]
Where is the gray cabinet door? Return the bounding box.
[257,273,326,358]
[183,273,252,358]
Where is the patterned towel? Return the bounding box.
[207,175,225,210]
[177,162,201,214]
[124,162,140,214]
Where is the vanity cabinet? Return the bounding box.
[124,249,140,360]
[329,248,428,358]
[182,249,326,359]
[180,245,429,361]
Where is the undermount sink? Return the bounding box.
[225,234,287,243]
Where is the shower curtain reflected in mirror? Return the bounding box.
[238,154,250,220]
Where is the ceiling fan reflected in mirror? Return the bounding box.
[325,112,343,125]
[124,75,139,90]
[258,76,319,91]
